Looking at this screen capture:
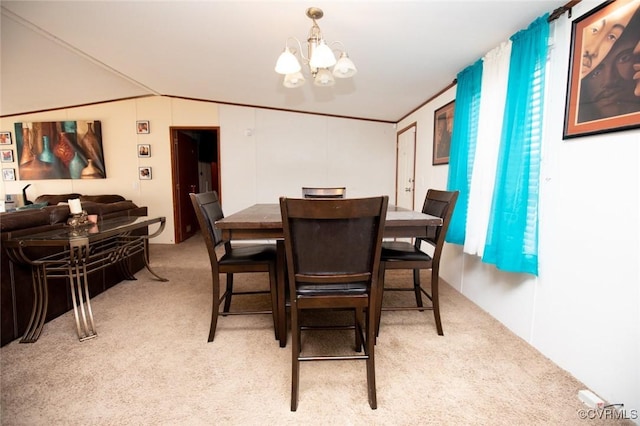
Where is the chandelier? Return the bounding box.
[274,7,357,88]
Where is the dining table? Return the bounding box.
[215,203,442,347]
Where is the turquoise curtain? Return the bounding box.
[482,15,549,275]
[446,59,483,244]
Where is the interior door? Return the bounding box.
[171,130,200,243]
[396,124,416,210]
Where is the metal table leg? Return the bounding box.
[68,238,97,341]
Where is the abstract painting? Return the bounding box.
[13,121,106,179]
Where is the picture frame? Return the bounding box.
[14,120,106,180]
[1,150,14,163]
[137,144,151,158]
[433,100,454,165]
[136,120,150,134]
[0,132,12,145]
[2,168,15,181]
[139,167,152,180]
[563,0,640,139]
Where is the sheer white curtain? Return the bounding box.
[463,41,512,256]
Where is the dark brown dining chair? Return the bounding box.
[375,189,458,337]
[301,186,346,198]
[189,191,278,342]
[280,195,388,411]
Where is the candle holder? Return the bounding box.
[67,210,90,228]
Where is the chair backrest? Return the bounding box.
[417,189,459,260]
[189,191,228,268]
[280,196,388,286]
[301,187,346,199]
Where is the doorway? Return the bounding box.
[395,123,417,210]
[170,127,220,243]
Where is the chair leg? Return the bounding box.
[290,302,300,411]
[208,271,221,342]
[276,240,288,348]
[354,308,363,352]
[366,307,377,409]
[431,270,443,336]
[268,265,279,341]
[375,264,385,338]
[413,268,424,309]
[222,273,233,313]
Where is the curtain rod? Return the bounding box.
[548,0,582,22]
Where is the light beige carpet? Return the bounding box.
[0,233,631,425]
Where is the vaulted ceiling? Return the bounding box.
[1,1,565,122]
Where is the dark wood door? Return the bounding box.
[171,130,200,243]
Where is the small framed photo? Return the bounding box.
[139,167,152,180]
[0,132,12,145]
[138,144,151,158]
[136,120,150,134]
[1,150,14,163]
[2,168,15,181]
[433,100,454,165]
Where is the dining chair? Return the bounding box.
[280,195,388,411]
[301,186,346,198]
[375,189,458,337]
[189,191,279,342]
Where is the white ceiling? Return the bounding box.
[0,0,566,122]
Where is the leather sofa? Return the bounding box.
[0,194,148,346]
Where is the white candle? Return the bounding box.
[68,198,82,214]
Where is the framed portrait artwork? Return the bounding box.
[2,168,15,181]
[0,132,12,145]
[139,167,152,180]
[138,144,151,158]
[136,120,150,134]
[1,150,14,163]
[433,101,454,165]
[563,0,640,139]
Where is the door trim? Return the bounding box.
[170,126,221,243]
[395,122,417,210]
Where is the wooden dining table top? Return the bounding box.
[215,203,442,239]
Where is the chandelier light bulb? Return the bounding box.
[283,72,306,88]
[314,68,335,87]
[309,40,337,69]
[275,47,302,74]
[333,52,357,78]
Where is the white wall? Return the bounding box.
[397,2,640,417]
[218,105,396,214]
